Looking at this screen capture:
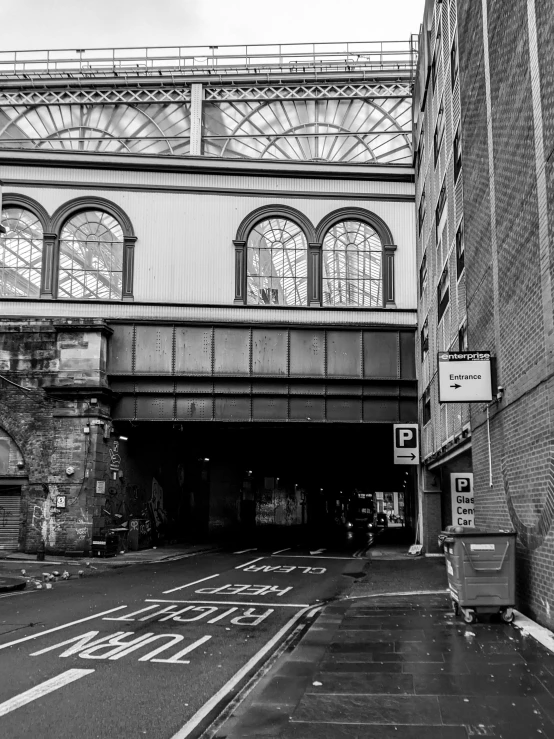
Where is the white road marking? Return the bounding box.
[341,589,449,601]
[163,573,220,594]
[0,590,37,600]
[235,557,265,570]
[0,669,94,717]
[309,549,326,555]
[0,606,127,652]
[170,605,311,739]
[272,547,291,555]
[272,554,354,560]
[146,598,310,608]
[233,548,257,554]
[306,607,322,618]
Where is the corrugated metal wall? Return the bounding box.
[2,165,416,309]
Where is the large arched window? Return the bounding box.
[246,218,308,306]
[0,206,44,297]
[322,221,383,307]
[58,210,124,300]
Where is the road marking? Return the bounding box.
[341,589,449,601]
[233,548,257,554]
[0,669,94,717]
[0,590,37,600]
[272,554,354,560]
[146,598,310,608]
[272,547,291,555]
[0,606,127,652]
[235,557,264,570]
[163,573,220,594]
[309,548,326,555]
[170,605,311,739]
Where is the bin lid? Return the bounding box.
[442,525,516,537]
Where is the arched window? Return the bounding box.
[0,206,44,297]
[322,221,383,306]
[246,218,308,306]
[58,210,124,300]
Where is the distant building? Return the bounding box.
[415,0,554,627]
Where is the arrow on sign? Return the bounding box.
[397,453,416,460]
[450,383,461,389]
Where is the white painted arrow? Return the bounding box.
[309,549,326,555]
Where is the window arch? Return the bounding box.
[51,197,136,301]
[57,210,124,300]
[322,221,383,307]
[246,217,308,306]
[0,204,44,297]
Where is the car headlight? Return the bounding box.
[367,523,373,529]
[346,521,353,528]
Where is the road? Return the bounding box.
[0,539,365,739]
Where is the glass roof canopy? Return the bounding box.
[0,41,417,164]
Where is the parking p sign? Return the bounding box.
[393,424,419,465]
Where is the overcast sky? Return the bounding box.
[3,0,425,50]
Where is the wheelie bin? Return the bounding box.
[439,526,516,624]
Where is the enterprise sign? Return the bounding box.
[438,351,493,403]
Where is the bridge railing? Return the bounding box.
[0,40,417,77]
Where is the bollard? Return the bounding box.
[36,541,45,562]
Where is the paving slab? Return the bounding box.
[213,591,554,739]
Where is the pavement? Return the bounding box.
[210,555,554,739]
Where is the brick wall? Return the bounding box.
[457,0,554,627]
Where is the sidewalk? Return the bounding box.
[0,543,217,590]
[212,558,554,739]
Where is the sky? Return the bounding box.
[3,0,425,51]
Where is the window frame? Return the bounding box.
[234,206,398,308]
[419,251,428,296]
[454,123,462,182]
[421,317,429,361]
[458,320,468,351]
[450,35,459,89]
[456,219,465,278]
[435,177,447,243]
[437,265,450,323]
[434,96,445,167]
[50,198,136,302]
[418,189,426,235]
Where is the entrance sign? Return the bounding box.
[438,351,492,402]
[450,473,474,526]
[393,424,419,465]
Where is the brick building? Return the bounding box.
[0,43,418,555]
[415,0,554,627]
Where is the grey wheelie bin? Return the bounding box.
[439,526,517,624]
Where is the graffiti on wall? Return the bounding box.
[149,478,168,531]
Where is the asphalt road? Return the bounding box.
[0,541,363,739]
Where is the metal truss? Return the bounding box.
[0,82,411,108]
[0,41,416,163]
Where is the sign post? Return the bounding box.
[393,424,419,465]
[438,351,493,403]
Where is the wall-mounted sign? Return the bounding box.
[55,495,67,509]
[96,480,106,495]
[438,351,492,402]
[450,473,474,527]
[393,424,419,465]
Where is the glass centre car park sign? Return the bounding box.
[438,351,493,403]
